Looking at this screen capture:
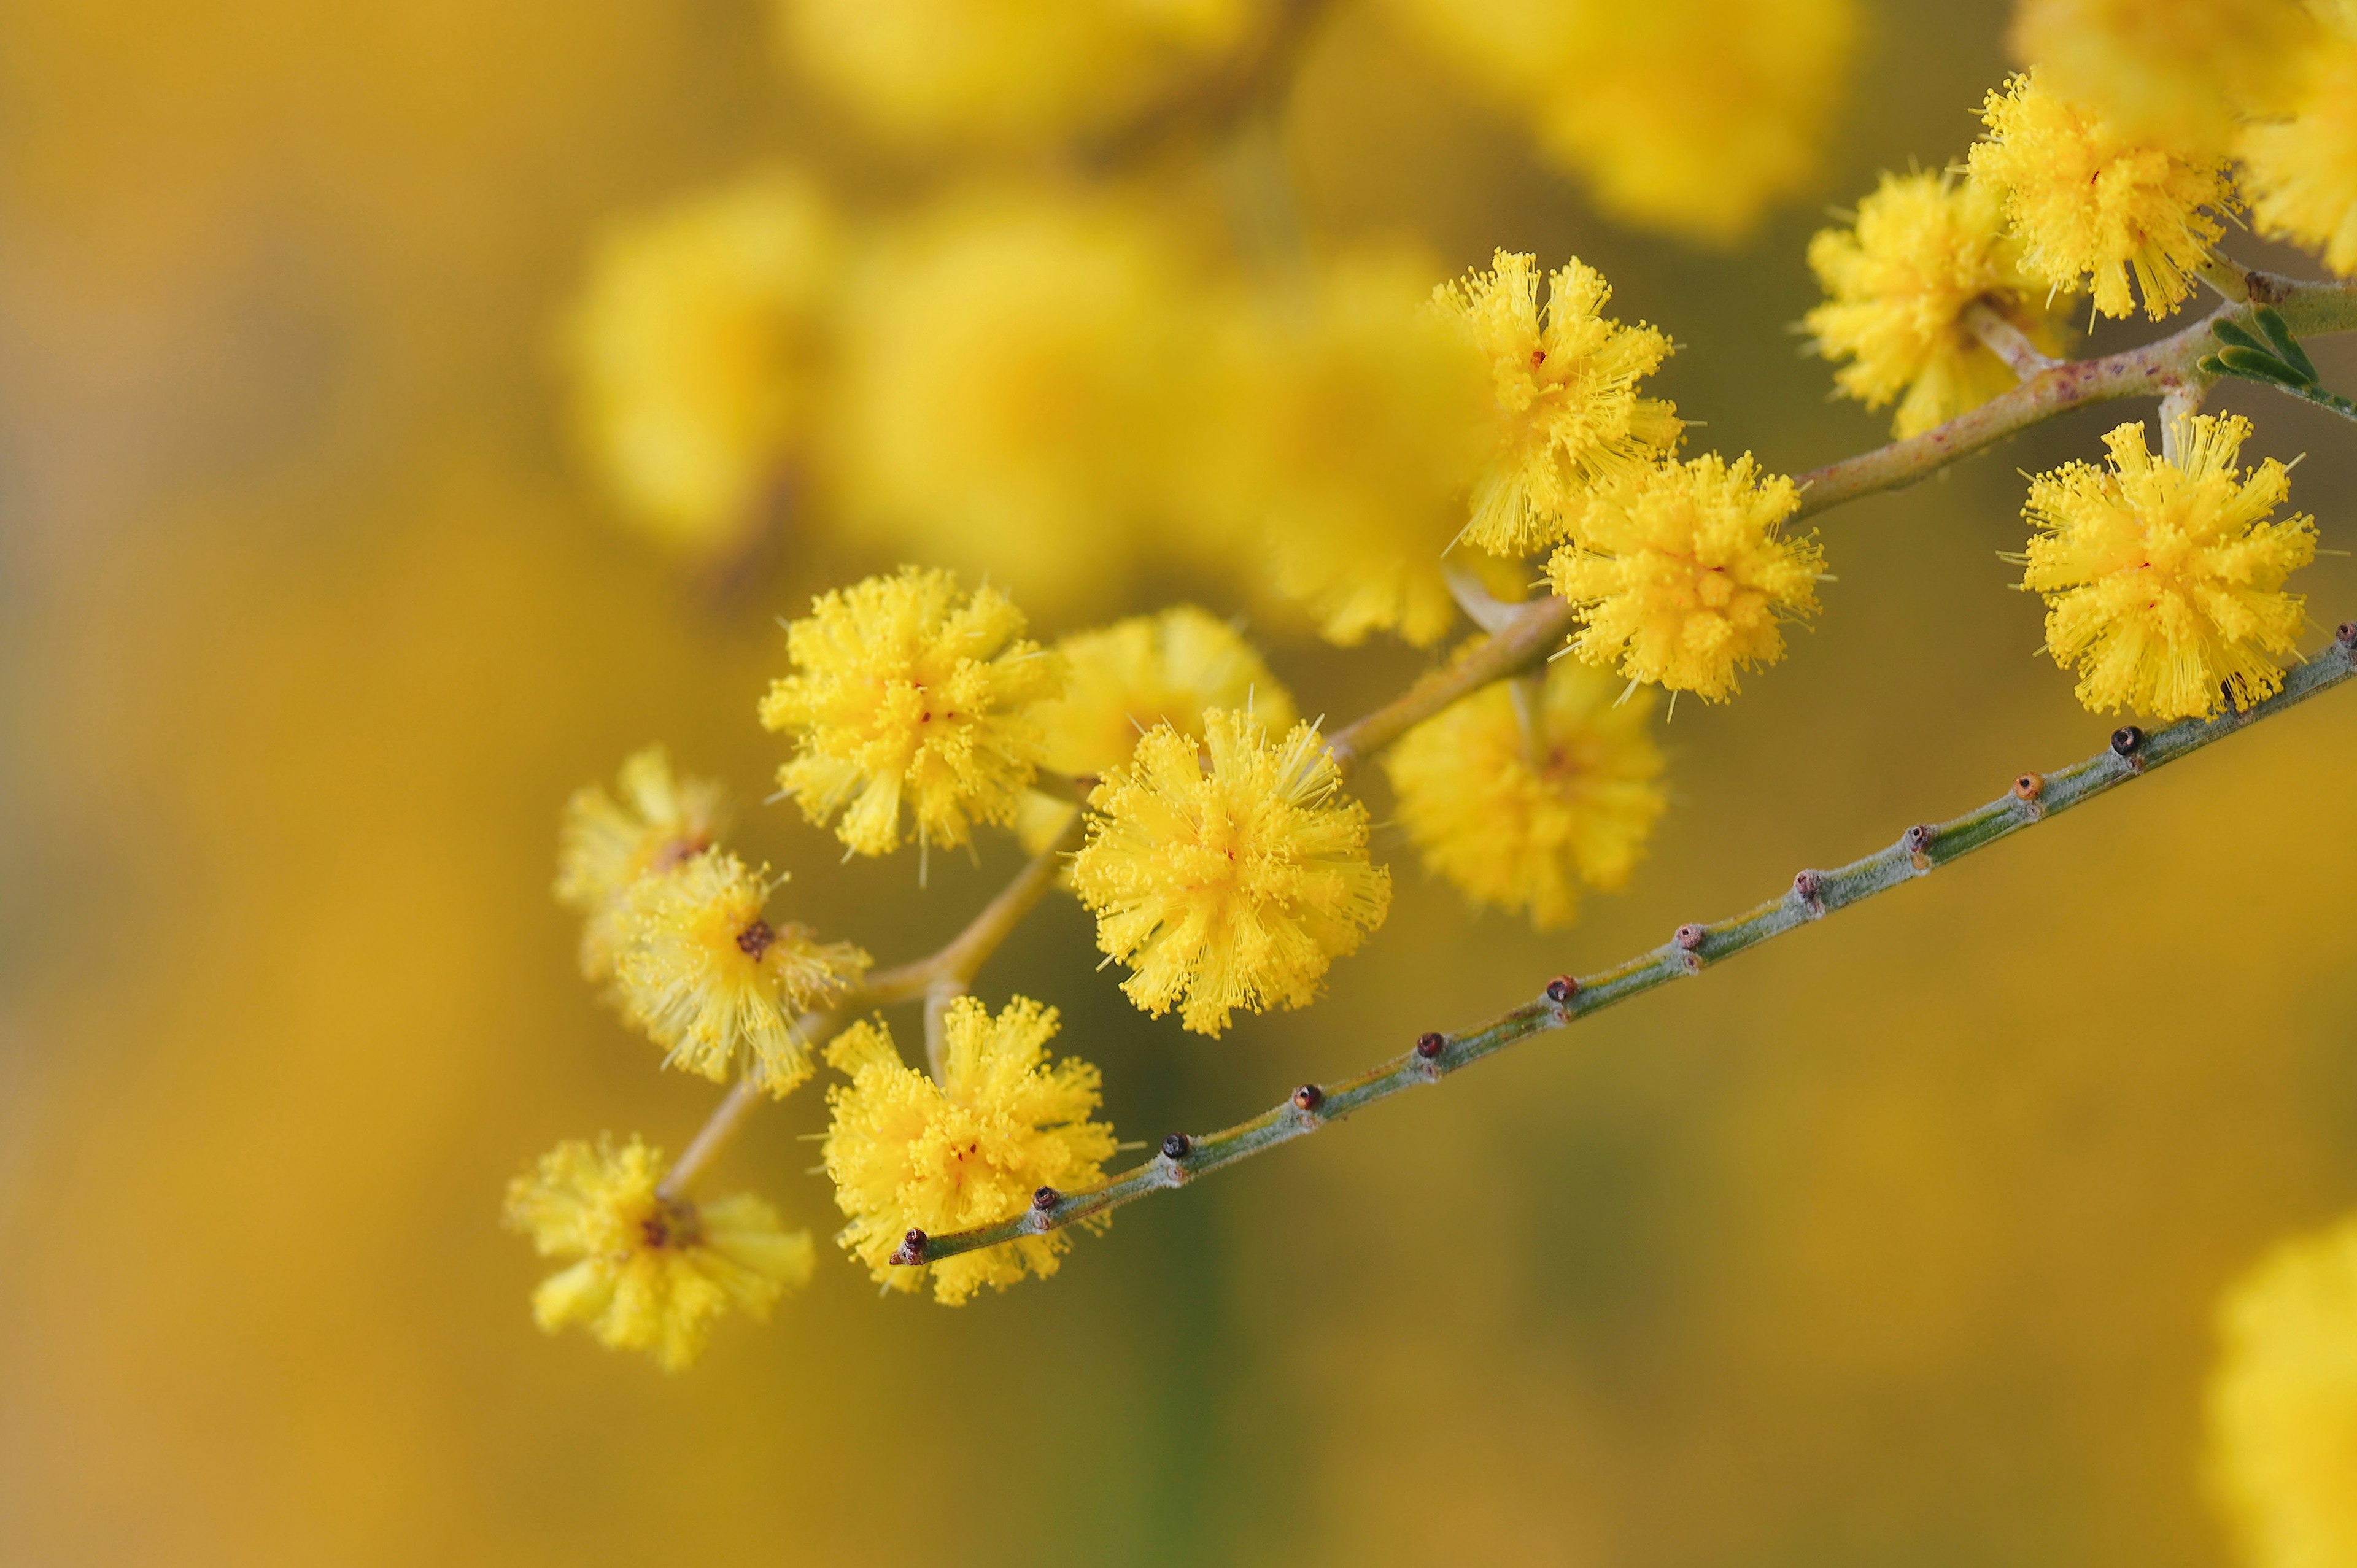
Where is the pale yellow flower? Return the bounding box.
[554,746,727,983]
[2239,4,2357,277]
[2010,0,2316,150]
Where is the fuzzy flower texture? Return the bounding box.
[1548,453,1824,701]
[1070,709,1390,1035]
[2019,414,2314,720]
[823,997,1116,1304]
[760,567,1064,856]
[2239,1,2357,278]
[554,745,726,983]
[1387,658,1667,930]
[505,1136,813,1371]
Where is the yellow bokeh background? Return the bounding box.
[2,2,2354,1564]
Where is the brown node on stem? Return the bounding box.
[1291,1083,1325,1113]
[1673,923,1705,950]
[1032,1186,1059,1211]
[2110,725,2144,757]
[1415,1032,1446,1059]
[1161,1132,1192,1160]
[890,1228,927,1265]
[1546,975,1577,1004]
[2012,772,2044,802]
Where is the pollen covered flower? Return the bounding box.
[2239,6,2357,277]
[2011,0,2316,149]
[504,1135,814,1372]
[1433,251,1680,557]
[1967,72,2230,320]
[2019,415,2315,720]
[759,567,1065,856]
[554,746,727,983]
[1547,454,1822,700]
[565,170,838,549]
[1805,171,2070,438]
[611,850,870,1094]
[2207,1212,2357,1568]
[1385,658,1666,929]
[822,997,1117,1304]
[1069,709,1390,1036]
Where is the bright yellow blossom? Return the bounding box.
[1385,657,1666,929]
[1433,251,1680,557]
[565,171,838,550]
[2207,1211,2357,1568]
[1191,252,1493,647]
[759,568,1065,857]
[504,1136,813,1372]
[1069,709,1391,1036]
[2011,0,2316,149]
[1547,454,1822,701]
[610,850,870,1094]
[1967,72,2230,320]
[1805,171,2070,438]
[773,0,1262,150]
[822,997,1117,1304]
[554,746,727,983]
[2019,415,2315,721]
[2239,5,2357,277]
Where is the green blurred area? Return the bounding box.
[2,2,2355,1564]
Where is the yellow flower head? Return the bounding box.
[1432,251,1681,557]
[2239,6,2357,277]
[774,0,1261,150]
[610,850,870,1094]
[1384,657,1667,930]
[1805,171,2070,438]
[1546,454,1823,701]
[1069,709,1391,1036]
[554,746,727,983]
[2207,1211,2357,1568]
[1966,71,2230,321]
[565,171,838,549]
[759,567,1066,856]
[503,1135,814,1372]
[1191,252,1494,647]
[2011,0,2316,149]
[822,997,1117,1305]
[2019,414,2315,721]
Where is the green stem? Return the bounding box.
[2266,380,2357,424]
[907,628,2357,1265]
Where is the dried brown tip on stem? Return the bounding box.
[1415,1031,1446,1060]
[1291,1083,1325,1113]
[1031,1186,1060,1211]
[891,1227,927,1265]
[2012,772,2045,801]
[1546,975,1578,1004]
[2110,725,2144,757]
[1161,1132,1192,1160]
[1673,923,1706,950]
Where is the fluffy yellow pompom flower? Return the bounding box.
[2239,6,2357,277]
[822,997,1117,1305]
[759,568,1065,857]
[503,1136,814,1372]
[774,0,1261,150]
[1190,252,1494,647]
[2011,0,2316,149]
[1966,72,2230,321]
[1805,171,2069,438]
[1385,657,1666,929]
[554,746,727,983]
[830,193,1195,613]
[2207,1213,2357,1568]
[1547,454,1823,701]
[610,850,870,1094]
[1432,251,1681,557]
[1069,709,1391,1036]
[2018,415,2315,721]
[565,170,838,549]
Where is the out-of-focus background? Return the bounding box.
[2,1,2353,1564]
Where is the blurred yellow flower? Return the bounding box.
[565,169,838,550]
[1548,454,1822,701]
[1190,251,1492,647]
[611,850,870,1095]
[2010,0,2315,149]
[1070,709,1390,1036]
[829,191,1197,612]
[759,567,1065,857]
[2207,1211,2357,1568]
[2239,5,2357,277]
[773,0,1264,149]
[2019,415,2314,721]
[1805,171,2068,438]
[554,745,727,984]
[504,1136,815,1372]
[822,997,1117,1305]
[1385,657,1665,929]
[1433,250,1681,556]
[1967,72,2229,321]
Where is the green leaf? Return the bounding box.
[2253,305,2320,385]
[2216,344,2304,384]
[2212,318,2269,355]
[2199,354,2229,377]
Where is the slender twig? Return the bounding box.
[1964,299,2061,378]
[657,1011,832,1201]
[864,817,1083,1005]
[907,627,2357,1264]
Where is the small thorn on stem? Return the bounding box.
[1161,1133,1192,1161]
[1415,1031,1446,1059]
[1291,1084,1325,1113]
[1546,975,1578,1005]
[1032,1186,1059,1211]
[891,1228,927,1266]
